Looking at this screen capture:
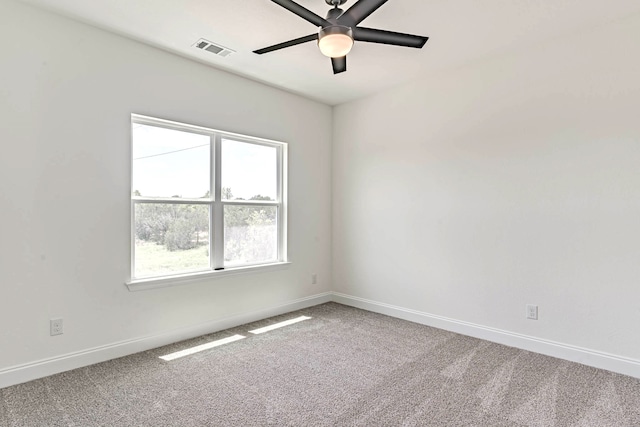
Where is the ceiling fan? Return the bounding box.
[254,0,428,74]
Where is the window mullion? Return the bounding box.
[131,199,136,281]
[279,145,287,262]
[213,134,224,269]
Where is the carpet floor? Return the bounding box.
[1,302,639,426]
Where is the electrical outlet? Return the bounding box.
[526,305,538,320]
[311,273,317,285]
[50,318,63,336]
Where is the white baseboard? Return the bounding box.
[332,292,640,379]
[3,290,638,389]
[0,292,332,389]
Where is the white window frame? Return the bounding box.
[127,114,289,291]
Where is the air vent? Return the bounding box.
[194,39,235,58]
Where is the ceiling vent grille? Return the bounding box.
[194,39,235,57]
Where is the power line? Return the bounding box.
[133,143,210,160]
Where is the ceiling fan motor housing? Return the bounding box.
[318,25,353,40]
[326,7,345,23]
[325,0,348,6]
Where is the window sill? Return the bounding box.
[126,262,291,292]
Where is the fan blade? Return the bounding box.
[270,0,331,27]
[338,0,388,27]
[254,34,318,54]
[353,27,428,48]
[331,56,347,74]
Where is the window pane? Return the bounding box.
[221,139,277,201]
[134,203,210,278]
[224,205,277,266]
[132,124,210,198]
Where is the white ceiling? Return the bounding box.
[19,0,640,105]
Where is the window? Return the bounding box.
[130,114,287,283]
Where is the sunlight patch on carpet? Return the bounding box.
[249,316,311,334]
[160,334,246,361]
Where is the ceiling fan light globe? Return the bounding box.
[318,26,353,58]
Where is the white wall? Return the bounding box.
[2,0,639,385]
[0,0,332,375]
[333,14,640,361]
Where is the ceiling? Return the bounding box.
[19,0,640,105]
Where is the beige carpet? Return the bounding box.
[1,302,639,426]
